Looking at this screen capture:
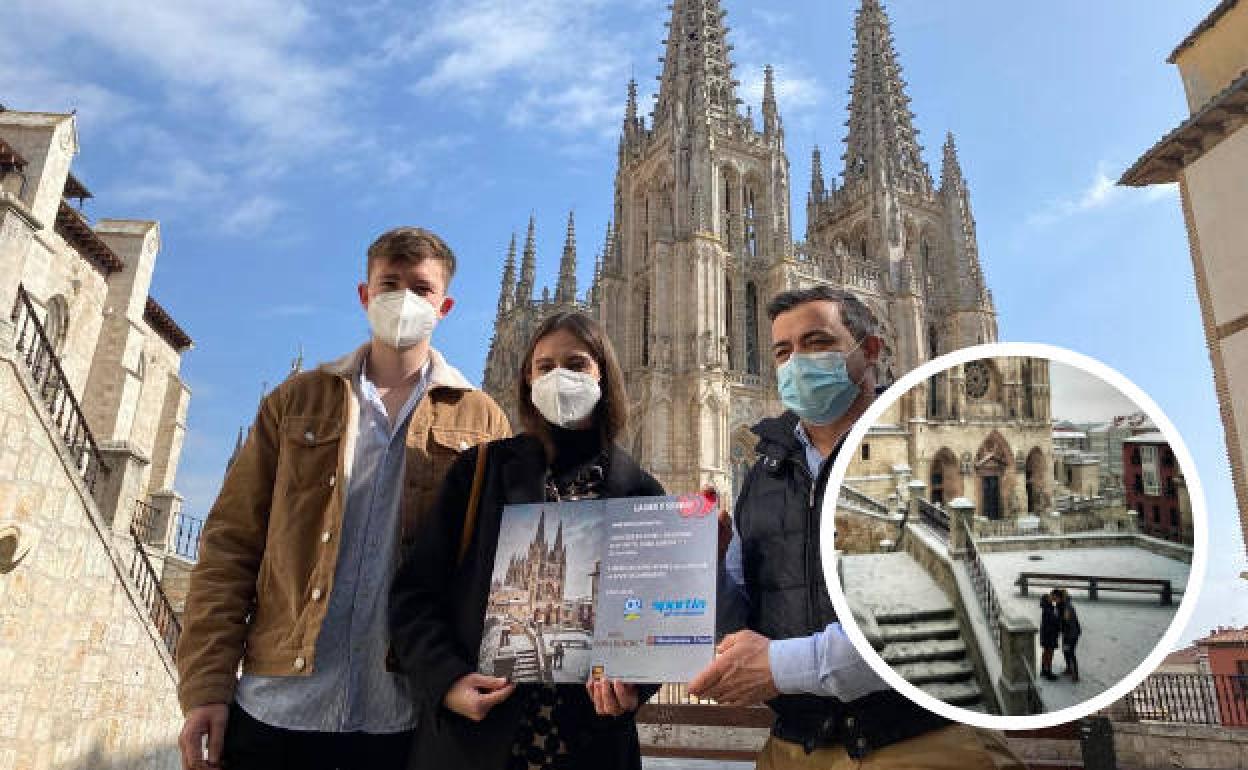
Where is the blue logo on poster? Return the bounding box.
[623,597,642,621]
[651,598,708,617]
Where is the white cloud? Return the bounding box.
[388,0,633,136]
[10,0,351,155]
[222,195,285,235]
[1028,162,1179,227]
[112,156,229,205]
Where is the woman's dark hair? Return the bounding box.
[516,311,630,458]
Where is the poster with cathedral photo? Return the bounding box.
[479,495,718,684]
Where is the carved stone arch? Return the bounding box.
[929,447,962,505]
[976,430,1012,468]
[730,425,757,502]
[974,430,1013,520]
[1025,447,1048,513]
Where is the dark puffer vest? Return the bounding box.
[735,411,948,757]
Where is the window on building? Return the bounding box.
[1152,505,1161,524]
[724,278,734,369]
[1169,508,1179,528]
[861,444,870,461]
[1140,445,1161,496]
[43,294,70,355]
[745,282,760,375]
[641,288,651,367]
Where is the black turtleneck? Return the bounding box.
[547,424,606,492]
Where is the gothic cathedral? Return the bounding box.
[483,0,998,499]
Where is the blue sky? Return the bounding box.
[6,0,1242,647]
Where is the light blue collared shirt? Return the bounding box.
[716,421,888,702]
[236,355,431,732]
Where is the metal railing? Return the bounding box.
[128,522,181,656]
[1120,673,1248,727]
[132,498,161,543]
[961,516,1004,652]
[917,498,950,542]
[11,285,107,493]
[173,513,203,561]
[841,484,891,516]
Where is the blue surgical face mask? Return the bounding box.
[776,343,863,426]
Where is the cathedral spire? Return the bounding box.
[940,131,965,193]
[555,211,578,304]
[554,519,563,553]
[655,0,740,132]
[535,509,546,545]
[842,0,932,193]
[810,145,827,202]
[762,64,780,136]
[625,78,639,126]
[516,214,537,306]
[496,233,517,316]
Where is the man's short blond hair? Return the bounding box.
[366,227,457,284]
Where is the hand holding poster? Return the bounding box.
[479,494,717,684]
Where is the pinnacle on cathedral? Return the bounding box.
[515,214,537,307]
[555,211,577,305]
[843,0,932,194]
[496,232,517,317]
[654,0,739,130]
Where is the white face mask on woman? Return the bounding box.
[366,289,437,350]
[530,368,602,428]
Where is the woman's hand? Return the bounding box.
[444,673,516,722]
[585,677,639,716]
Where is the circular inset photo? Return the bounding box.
[821,343,1207,730]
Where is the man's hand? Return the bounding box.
[688,630,780,706]
[178,703,229,769]
[586,677,640,716]
[444,673,516,722]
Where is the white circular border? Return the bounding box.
[820,342,1209,731]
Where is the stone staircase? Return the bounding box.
[876,608,985,710]
[513,645,540,680]
[839,483,893,517]
[841,551,988,712]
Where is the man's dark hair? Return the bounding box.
[766,285,876,341]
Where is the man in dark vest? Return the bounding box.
[689,286,1022,769]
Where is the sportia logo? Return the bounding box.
[651,598,708,617]
[623,597,643,621]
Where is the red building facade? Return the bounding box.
[1123,432,1189,543]
[1195,627,1248,727]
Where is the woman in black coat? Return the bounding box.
[1056,589,1082,683]
[1039,592,1060,681]
[389,311,663,770]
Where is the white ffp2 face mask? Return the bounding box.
[531,368,602,428]
[366,289,438,349]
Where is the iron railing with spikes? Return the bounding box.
[10,284,107,494]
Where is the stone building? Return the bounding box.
[847,356,1053,520]
[0,107,193,767]
[1120,0,1248,568]
[483,0,998,499]
[496,509,569,626]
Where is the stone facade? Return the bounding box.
[0,109,193,547]
[1120,0,1248,569]
[483,0,998,499]
[847,357,1054,520]
[0,353,180,770]
[0,108,192,767]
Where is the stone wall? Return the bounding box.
[1113,722,1248,768]
[0,349,181,770]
